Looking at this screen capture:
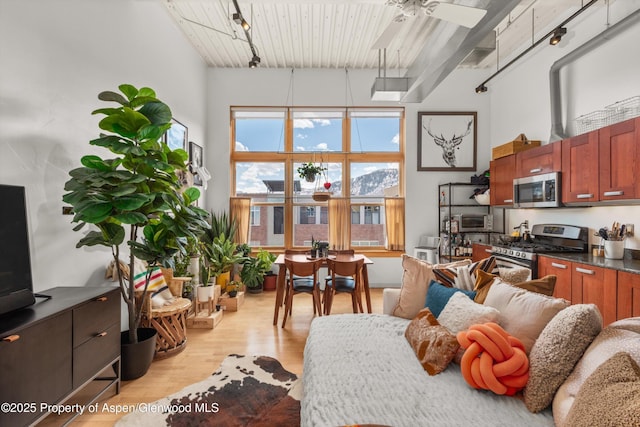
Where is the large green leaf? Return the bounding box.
[81,155,113,171]
[183,187,200,205]
[113,212,148,224]
[119,84,138,101]
[138,87,157,98]
[91,108,122,116]
[112,194,153,211]
[77,230,111,248]
[98,91,128,106]
[99,222,126,246]
[139,102,172,125]
[136,124,163,142]
[75,202,113,223]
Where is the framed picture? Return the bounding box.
[189,141,203,186]
[165,118,188,151]
[417,111,477,171]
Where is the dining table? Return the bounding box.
[272,253,373,326]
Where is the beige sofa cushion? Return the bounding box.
[437,291,500,334]
[524,304,602,413]
[392,255,470,320]
[483,279,569,353]
[553,317,640,426]
[564,352,640,427]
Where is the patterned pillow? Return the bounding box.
[498,267,530,284]
[425,280,476,318]
[564,352,640,427]
[392,255,471,320]
[437,291,500,334]
[405,308,460,375]
[433,256,496,290]
[133,267,175,308]
[524,304,602,413]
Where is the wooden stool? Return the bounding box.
[138,272,193,359]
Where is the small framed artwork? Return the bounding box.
[417,111,477,171]
[165,118,188,151]
[189,141,203,186]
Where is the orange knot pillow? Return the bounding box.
[457,322,529,396]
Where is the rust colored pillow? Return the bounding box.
[404,308,460,375]
[514,275,557,296]
[473,269,497,304]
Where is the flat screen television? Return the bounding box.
[0,184,36,316]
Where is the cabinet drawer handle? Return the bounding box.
[603,190,624,197]
[96,331,108,338]
[551,262,568,269]
[503,199,513,203]
[96,296,108,302]
[575,267,595,275]
[530,168,542,174]
[2,334,20,343]
[576,193,594,199]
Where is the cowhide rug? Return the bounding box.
[115,354,300,426]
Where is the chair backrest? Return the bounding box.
[284,258,322,279]
[327,258,364,278]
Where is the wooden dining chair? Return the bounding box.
[324,258,364,315]
[282,258,323,328]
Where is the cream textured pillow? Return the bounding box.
[483,279,569,353]
[564,352,640,427]
[437,291,500,334]
[524,304,602,413]
[404,308,460,375]
[392,255,470,320]
[552,317,640,426]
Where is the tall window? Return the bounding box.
[232,107,404,251]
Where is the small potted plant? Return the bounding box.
[227,280,242,298]
[297,162,326,182]
[241,248,276,293]
[201,233,246,291]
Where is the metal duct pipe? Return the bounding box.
[549,7,640,142]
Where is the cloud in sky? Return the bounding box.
[235,140,249,151]
[315,142,328,151]
[293,118,332,129]
[391,133,399,145]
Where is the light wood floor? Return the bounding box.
[43,288,384,426]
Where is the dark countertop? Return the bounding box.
[538,251,640,275]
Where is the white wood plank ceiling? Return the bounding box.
[163,0,586,70]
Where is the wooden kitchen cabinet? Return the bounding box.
[571,262,617,326]
[599,116,640,201]
[562,130,599,204]
[472,243,493,262]
[490,155,516,206]
[515,141,561,178]
[538,256,572,302]
[617,271,640,319]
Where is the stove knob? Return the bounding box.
[508,250,514,256]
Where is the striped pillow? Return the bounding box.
[133,267,175,308]
[433,256,496,291]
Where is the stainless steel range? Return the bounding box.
[491,224,589,279]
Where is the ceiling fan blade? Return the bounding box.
[371,19,405,50]
[428,3,487,28]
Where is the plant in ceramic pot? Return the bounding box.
[62,84,209,378]
[297,162,326,183]
[201,233,246,291]
[240,248,276,293]
[227,280,242,298]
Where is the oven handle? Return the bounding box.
[492,254,533,270]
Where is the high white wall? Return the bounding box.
[485,1,640,251]
[206,67,491,286]
[0,0,208,291]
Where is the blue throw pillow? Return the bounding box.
[425,280,476,318]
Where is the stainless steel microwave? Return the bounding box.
[452,214,493,232]
[513,172,561,208]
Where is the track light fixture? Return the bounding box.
[549,27,567,45]
[231,0,261,68]
[475,84,488,93]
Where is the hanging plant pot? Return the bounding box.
[312,191,332,202]
[305,173,317,183]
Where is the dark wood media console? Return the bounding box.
[0,286,120,426]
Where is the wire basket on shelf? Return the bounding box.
[605,96,640,125]
[575,110,610,134]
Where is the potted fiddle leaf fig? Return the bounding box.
[62,84,209,380]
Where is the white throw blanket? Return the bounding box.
[301,314,554,427]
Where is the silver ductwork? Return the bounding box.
[549,7,640,142]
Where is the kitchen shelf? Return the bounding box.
[438,182,504,261]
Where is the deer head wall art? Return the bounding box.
[417,112,477,172]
